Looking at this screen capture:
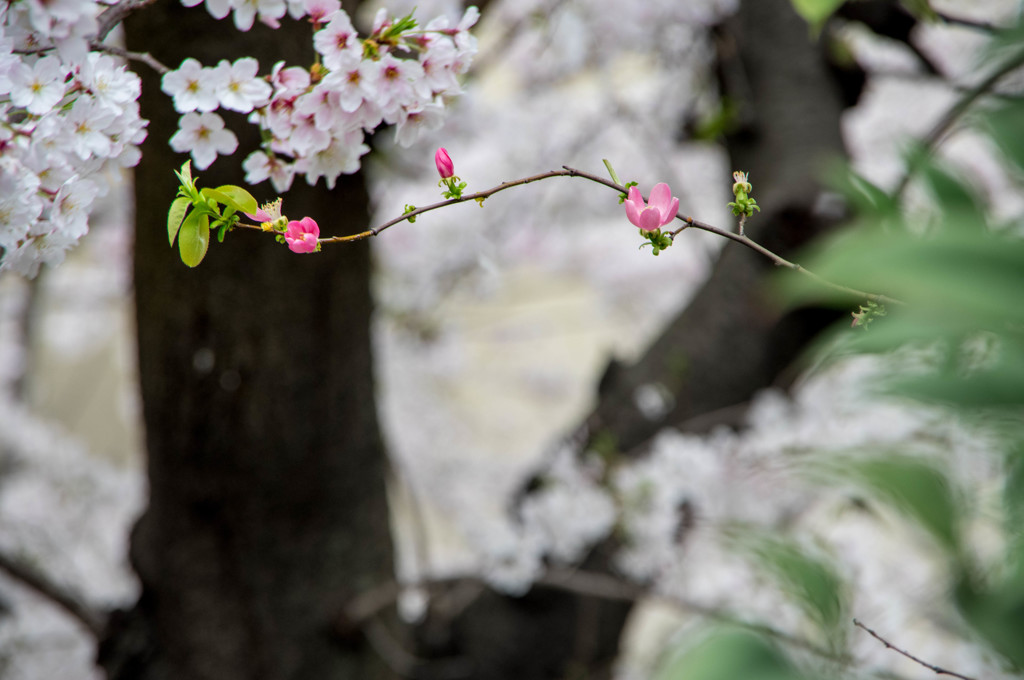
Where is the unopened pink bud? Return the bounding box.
[435,147,454,179]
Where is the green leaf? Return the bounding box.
[889,345,1024,410]
[167,196,191,247]
[173,160,193,188]
[827,165,897,217]
[789,0,845,34]
[840,455,960,553]
[985,100,1024,178]
[178,210,210,268]
[202,185,258,216]
[730,532,846,647]
[656,629,808,680]
[918,161,983,227]
[782,227,1024,328]
[956,567,1024,668]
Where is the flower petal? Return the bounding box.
[660,197,679,226]
[638,207,662,233]
[647,183,672,214]
[624,186,644,227]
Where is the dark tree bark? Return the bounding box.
[418,1,857,679]
[99,2,396,678]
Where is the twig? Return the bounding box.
[90,42,170,75]
[894,45,1024,199]
[933,11,999,33]
[96,0,159,42]
[343,570,922,680]
[853,618,979,680]
[294,165,902,306]
[0,548,106,637]
[539,568,852,666]
[12,39,170,75]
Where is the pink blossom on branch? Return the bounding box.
[284,216,320,253]
[624,182,679,233]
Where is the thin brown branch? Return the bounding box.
[934,11,999,33]
[12,38,170,75]
[342,570,924,680]
[316,168,579,244]
[96,0,159,42]
[853,618,979,680]
[0,548,106,637]
[308,164,902,306]
[90,42,171,75]
[538,568,852,666]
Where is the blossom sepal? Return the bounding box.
[618,181,638,205]
[639,228,674,256]
[440,176,468,200]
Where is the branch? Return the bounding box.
[13,39,171,75]
[853,618,978,680]
[91,42,171,75]
[537,568,852,666]
[343,571,923,680]
[295,165,901,306]
[0,547,106,637]
[934,11,1000,33]
[96,0,159,42]
[895,43,1024,199]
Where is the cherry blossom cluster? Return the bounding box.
[1,1,147,276]
[163,0,479,193]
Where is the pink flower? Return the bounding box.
[285,216,320,253]
[624,183,679,233]
[435,147,454,179]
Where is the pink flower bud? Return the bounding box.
[284,216,320,253]
[435,147,454,179]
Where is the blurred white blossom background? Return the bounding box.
[1,0,1023,678]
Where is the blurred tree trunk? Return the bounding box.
[419,1,855,678]
[99,2,396,678]
[585,0,849,453]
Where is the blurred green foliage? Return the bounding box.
[659,10,1024,678]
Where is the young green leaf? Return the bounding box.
[202,185,258,216]
[178,210,211,268]
[174,160,193,189]
[844,455,961,554]
[168,196,191,247]
[985,100,1024,178]
[656,629,809,680]
[730,531,846,647]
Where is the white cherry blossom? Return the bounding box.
[213,57,271,113]
[242,149,295,193]
[161,58,225,113]
[169,111,239,170]
[394,99,445,147]
[9,55,67,115]
[313,9,361,70]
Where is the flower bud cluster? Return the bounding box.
[0,8,148,276]
[166,0,479,193]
